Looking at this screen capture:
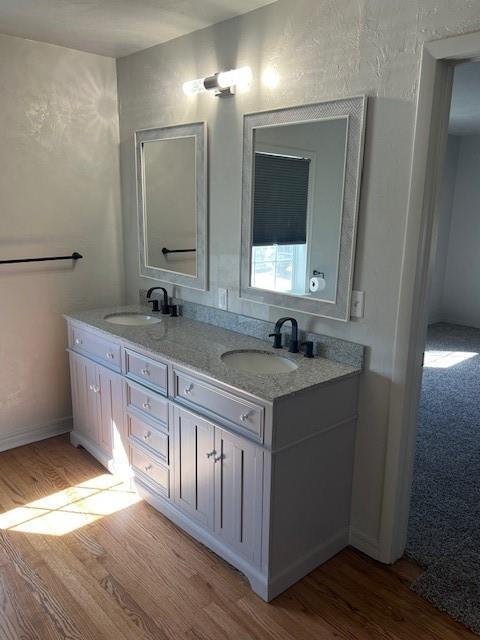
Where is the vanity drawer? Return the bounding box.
[124,349,168,394]
[125,380,169,428]
[70,325,121,371]
[130,445,169,496]
[173,371,264,442]
[128,414,169,464]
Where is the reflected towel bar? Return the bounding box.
[0,252,83,265]
[162,247,196,255]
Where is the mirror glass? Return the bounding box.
[251,119,347,302]
[241,98,366,320]
[143,136,197,276]
[136,122,207,291]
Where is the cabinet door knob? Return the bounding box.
[240,413,249,422]
[106,352,114,360]
[143,431,151,441]
[74,338,82,345]
[184,383,193,395]
[142,401,151,410]
[214,454,224,463]
[140,368,150,376]
[205,450,216,459]
[144,464,152,472]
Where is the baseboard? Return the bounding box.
[267,528,349,600]
[0,416,72,453]
[70,431,116,472]
[349,526,381,559]
[134,477,268,598]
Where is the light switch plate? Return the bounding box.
[218,288,228,310]
[350,290,365,319]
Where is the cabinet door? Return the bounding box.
[97,365,125,463]
[173,406,214,529]
[214,427,263,564]
[70,352,99,443]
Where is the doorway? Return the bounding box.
[405,61,480,632]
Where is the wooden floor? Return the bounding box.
[0,436,475,640]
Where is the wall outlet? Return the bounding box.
[218,288,228,310]
[350,290,365,319]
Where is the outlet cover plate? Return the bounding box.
[218,288,228,310]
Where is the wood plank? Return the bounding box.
[0,436,475,640]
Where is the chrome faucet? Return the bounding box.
[269,317,299,353]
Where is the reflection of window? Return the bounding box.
[252,244,307,294]
[252,152,311,246]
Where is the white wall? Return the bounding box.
[441,135,480,328]
[0,34,123,449]
[116,0,480,557]
[428,135,459,324]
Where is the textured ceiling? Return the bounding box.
[449,62,480,136]
[0,0,277,58]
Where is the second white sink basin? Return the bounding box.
[104,312,162,326]
[221,350,298,374]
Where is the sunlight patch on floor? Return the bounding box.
[423,350,477,368]
[0,474,140,536]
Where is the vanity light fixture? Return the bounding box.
[183,66,252,97]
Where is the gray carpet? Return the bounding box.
[406,322,480,633]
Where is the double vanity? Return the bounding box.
[65,92,367,600]
[65,305,361,601]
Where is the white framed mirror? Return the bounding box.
[136,121,208,290]
[240,97,366,320]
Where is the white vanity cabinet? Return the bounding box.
[69,351,125,468]
[66,318,359,602]
[173,405,263,563]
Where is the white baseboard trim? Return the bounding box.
[267,528,349,600]
[134,477,268,597]
[349,526,381,559]
[70,431,116,473]
[0,416,72,453]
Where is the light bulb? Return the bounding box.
[217,66,252,91]
[183,78,206,95]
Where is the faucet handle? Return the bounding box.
[268,332,283,349]
[288,339,300,354]
[301,341,315,358]
[147,299,160,313]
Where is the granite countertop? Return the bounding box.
[64,305,361,402]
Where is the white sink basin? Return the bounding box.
[104,312,162,326]
[221,350,298,374]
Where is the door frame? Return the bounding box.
[379,31,480,563]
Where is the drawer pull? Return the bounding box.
[89,384,100,394]
[140,368,150,376]
[142,401,151,410]
[184,383,193,395]
[74,338,83,346]
[106,352,115,360]
[214,454,224,463]
[144,464,152,472]
[143,431,152,441]
[205,450,216,459]
[240,413,249,422]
